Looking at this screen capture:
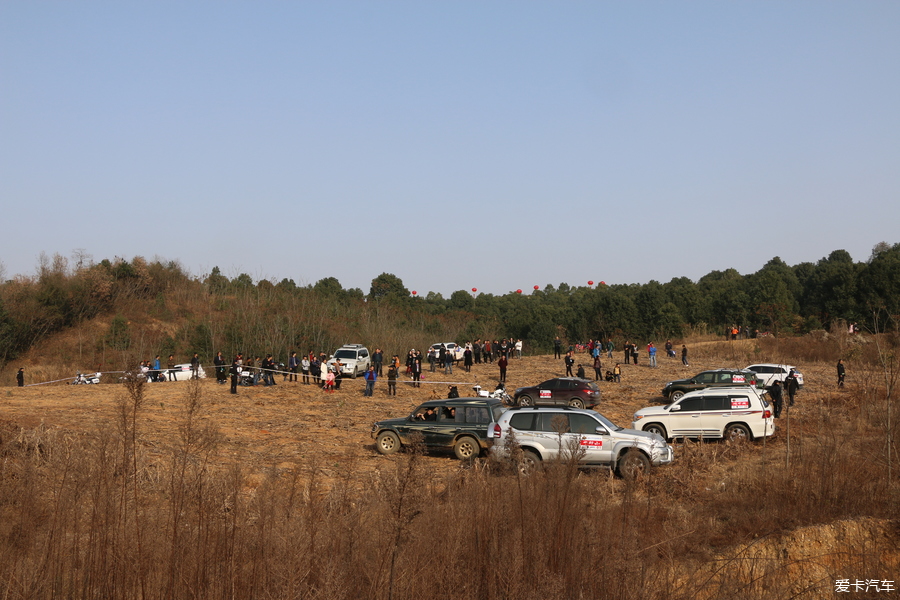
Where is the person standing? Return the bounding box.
[373,348,384,377]
[564,351,575,377]
[837,359,846,388]
[229,353,242,394]
[464,347,473,372]
[593,355,602,381]
[554,336,562,359]
[167,355,177,381]
[786,370,800,407]
[288,351,299,382]
[498,355,508,383]
[190,353,200,379]
[613,363,621,383]
[648,343,657,368]
[152,355,162,382]
[607,338,614,360]
[411,358,422,388]
[214,351,227,384]
[444,348,453,375]
[364,366,377,397]
[387,363,398,396]
[484,340,493,364]
[624,341,631,365]
[681,345,689,366]
[16,367,24,387]
[473,340,482,364]
[515,339,523,359]
[769,380,784,418]
[301,355,310,384]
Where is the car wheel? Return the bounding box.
[724,423,751,442]
[518,395,533,407]
[375,431,401,455]
[617,450,650,480]
[454,436,480,460]
[644,423,667,439]
[351,368,358,379]
[670,390,685,401]
[520,450,541,475]
[568,398,584,409]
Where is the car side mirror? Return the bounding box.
[670,405,681,412]
[595,427,608,435]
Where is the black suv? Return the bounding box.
[513,378,601,409]
[661,369,759,400]
[371,398,507,460]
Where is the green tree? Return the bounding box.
[369,273,409,301]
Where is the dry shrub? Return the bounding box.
[1,378,898,599]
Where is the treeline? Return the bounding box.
[1,243,899,371]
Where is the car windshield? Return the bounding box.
[592,412,622,432]
[334,350,358,359]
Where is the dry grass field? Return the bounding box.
[1,338,898,599]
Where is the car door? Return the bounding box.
[698,396,730,436]
[564,413,613,465]
[666,396,705,437]
[535,379,562,405]
[692,372,716,392]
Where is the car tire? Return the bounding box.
[518,395,533,407]
[644,423,667,439]
[520,449,541,475]
[453,436,480,460]
[351,368,358,379]
[724,423,751,442]
[670,390,685,401]
[375,431,401,455]
[617,450,650,480]
[568,398,585,409]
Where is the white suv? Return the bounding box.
[632,387,774,442]
[490,406,674,479]
[327,344,371,378]
[745,364,804,388]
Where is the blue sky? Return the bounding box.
[2,2,898,295]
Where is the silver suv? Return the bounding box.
[490,406,674,479]
[327,344,371,378]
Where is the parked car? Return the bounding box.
[745,364,804,388]
[661,368,759,400]
[490,406,674,479]
[170,364,207,380]
[327,344,370,378]
[371,398,507,460]
[632,386,774,442]
[513,377,601,409]
[429,342,465,362]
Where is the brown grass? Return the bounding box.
[1,338,899,599]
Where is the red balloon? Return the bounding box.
[471,287,477,292]
[516,289,522,294]
[588,280,594,286]
[534,285,539,290]
[412,290,417,295]
[600,281,606,285]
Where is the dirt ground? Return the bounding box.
[1,346,838,482]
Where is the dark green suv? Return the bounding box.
[371,398,507,460]
[661,369,759,400]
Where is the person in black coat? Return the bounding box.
[837,359,846,388]
[16,368,24,387]
[786,371,800,407]
[768,380,783,418]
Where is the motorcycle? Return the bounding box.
[73,372,101,384]
[472,382,512,404]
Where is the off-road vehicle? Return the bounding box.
[490,406,673,479]
[371,398,507,460]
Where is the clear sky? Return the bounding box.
[2,2,898,295]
